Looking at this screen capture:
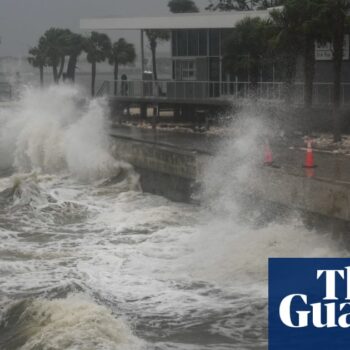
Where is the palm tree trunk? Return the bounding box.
[53,65,58,83]
[151,42,158,81]
[332,8,345,143]
[285,53,297,104]
[66,55,78,82]
[304,38,315,108]
[303,37,315,134]
[91,61,96,97]
[57,56,65,81]
[39,65,44,87]
[114,62,119,96]
[249,58,260,96]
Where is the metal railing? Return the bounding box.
[96,80,350,106]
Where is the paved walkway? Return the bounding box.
[110,125,350,185]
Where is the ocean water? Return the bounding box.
[0,84,345,350]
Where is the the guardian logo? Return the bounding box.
[280,267,350,328]
[269,258,350,350]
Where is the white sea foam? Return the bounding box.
[0,84,138,182]
[2,295,143,350]
[0,95,346,349]
[183,109,346,289]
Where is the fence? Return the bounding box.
[96,80,350,107]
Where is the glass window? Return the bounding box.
[172,30,208,57]
[181,60,196,80]
[177,30,188,56]
[172,31,178,56]
[209,29,220,56]
[198,30,208,56]
[209,57,220,81]
[188,30,199,56]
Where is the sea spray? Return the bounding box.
[0,84,138,183]
[0,95,347,349]
[183,107,346,287]
[0,294,143,350]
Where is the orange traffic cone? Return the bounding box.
[264,142,273,166]
[303,140,317,169]
[305,168,315,178]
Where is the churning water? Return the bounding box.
[0,85,346,350]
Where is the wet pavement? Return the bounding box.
[110,125,350,185]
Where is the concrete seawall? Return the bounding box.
[111,135,199,202]
[110,134,350,222]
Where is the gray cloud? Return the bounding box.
[0,0,209,57]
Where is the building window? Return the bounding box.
[172,30,208,57]
[181,60,196,80]
[177,30,188,56]
[188,30,199,56]
[209,29,220,56]
[198,30,208,56]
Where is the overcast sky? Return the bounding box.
[0,0,209,57]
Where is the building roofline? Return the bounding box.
[80,10,270,31]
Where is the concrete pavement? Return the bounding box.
[110,125,350,186]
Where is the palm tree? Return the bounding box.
[109,38,136,95]
[320,0,350,142]
[223,17,271,89]
[206,0,258,10]
[65,33,85,82]
[39,28,71,83]
[269,5,304,103]
[28,44,47,86]
[270,0,325,133]
[300,1,321,112]
[145,30,170,81]
[84,31,112,96]
[205,0,283,11]
[168,0,199,13]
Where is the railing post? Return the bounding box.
[279,83,281,100]
[314,83,318,105]
[235,77,238,99]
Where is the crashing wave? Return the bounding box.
[0,294,143,350]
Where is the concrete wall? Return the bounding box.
[110,136,198,202]
[244,168,350,221]
[110,135,350,221]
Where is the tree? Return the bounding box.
[65,32,85,82]
[109,38,136,95]
[39,28,71,83]
[84,31,112,96]
[206,0,284,11]
[269,5,304,103]
[28,44,47,86]
[168,0,199,13]
[320,0,350,142]
[223,17,271,88]
[269,0,325,133]
[299,1,320,113]
[145,30,170,81]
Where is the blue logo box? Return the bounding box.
[269,258,350,350]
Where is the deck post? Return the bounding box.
[141,29,145,97]
[219,30,223,97]
[140,103,147,120]
[141,29,145,78]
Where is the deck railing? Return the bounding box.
[96,80,350,106]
